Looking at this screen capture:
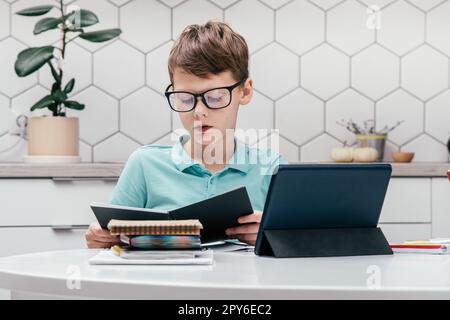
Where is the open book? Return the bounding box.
[90,186,253,243]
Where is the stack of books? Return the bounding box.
[390,238,450,254]
[89,219,213,265]
[108,219,203,250]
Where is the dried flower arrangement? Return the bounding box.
[336,119,404,136]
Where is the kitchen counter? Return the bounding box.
[0,162,448,178]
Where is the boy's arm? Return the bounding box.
[109,149,147,208]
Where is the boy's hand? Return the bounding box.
[225,211,262,245]
[85,222,121,249]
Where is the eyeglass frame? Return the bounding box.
[164,79,244,112]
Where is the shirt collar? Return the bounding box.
[171,134,251,174]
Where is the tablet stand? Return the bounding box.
[257,227,393,258]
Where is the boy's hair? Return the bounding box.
[168,20,249,84]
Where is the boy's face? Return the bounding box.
[172,69,253,147]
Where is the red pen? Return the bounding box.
[390,244,445,249]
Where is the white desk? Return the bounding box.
[0,249,450,299]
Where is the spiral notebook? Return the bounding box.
[107,219,203,236]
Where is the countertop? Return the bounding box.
[1,249,450,299]
[0,162,449,178]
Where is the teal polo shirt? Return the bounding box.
[109,135,287,212]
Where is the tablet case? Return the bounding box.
[255,164,393,258]
[91,186,254,243]
[259,228,392,258]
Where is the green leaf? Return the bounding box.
[30,95,55,111]
[64,101,85,110]
[34,17,61,35]
[52,89,67,103]
[15,46,55,77]
[16,5,54,16]
[78,28,121,43]
[63,79,75,94]
[67,9,99,28]
[51,82,60,95]
[48,62,60,84]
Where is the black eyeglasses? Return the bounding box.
[164,80,243,112]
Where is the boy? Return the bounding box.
[86,21,286,248]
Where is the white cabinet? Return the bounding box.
[0,178,117,258]
[0,227,87,257]
[379,224,431,244]
[432,178,450,238]
[380,178,431,223]
[0,178,116,226]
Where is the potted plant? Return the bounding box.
[14,2,121,162]
[335,119,404,162]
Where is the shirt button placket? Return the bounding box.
[207,176,215,196]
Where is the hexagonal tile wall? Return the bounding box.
[309,0,345,10]
[68,87,119,145]
[209,0,240,8]
[93,132,141,162]
[427,1,450,55]
[358,0,396,8]
[407,0,446,12]
[0,94,11,136]
[377,0,425,56]
[147,41,173,94]
[326,89,374,143]
[159,0,186,8]
[255,132,300,164]
[120,0,171,53]
[0,134,27,162]
[276,0,324,55]
[401,45,448,101]
[0,1,10,41]
[172,0,223,39]
[275,88,324,146]
[251,43,299,100]
[120,87,171,145]
[300,133,341,162]
[79,140,92,163]
[301,43,349,100]
[327,0,375,55]
[0,0,449,162]
[108,0,133,6]
[402,134,448,162]
[351,44,399,100]
[93,40,145,99]
[0,38,37,97]
[11,86,53,118]
[225,0,274,54]
[425,90,450,144]
[376,89,423,146]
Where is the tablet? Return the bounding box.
[254,163,392,256]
